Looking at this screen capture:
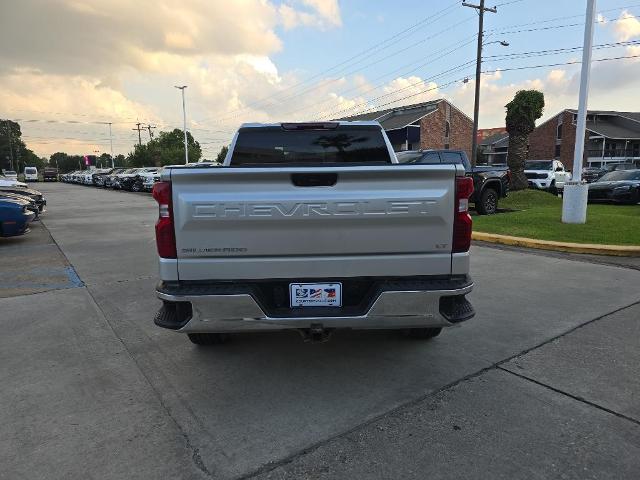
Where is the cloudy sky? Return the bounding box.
[1,0,639,158]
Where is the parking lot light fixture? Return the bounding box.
[175,85,189,164]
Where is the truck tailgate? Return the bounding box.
[169,165,457,280]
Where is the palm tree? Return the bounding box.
[506,90,545,190]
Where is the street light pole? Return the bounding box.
[463,0,497,167]
[108,122,114,168]
[175,85,189,164]
[562,0,596,224]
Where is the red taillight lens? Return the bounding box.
[152,181,177,259]
[453,176,474,253]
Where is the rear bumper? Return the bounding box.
[154,276,474,333]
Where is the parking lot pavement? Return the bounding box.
[4,182,640,479]
[0,287,207,480]
[0,220,82,298]
[255,365,640,480]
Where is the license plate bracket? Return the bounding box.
[289,283,342,307]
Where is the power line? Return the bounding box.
[487,3,640,32]
[314,53,639,122]
[197,1,467,123]
[482,53,640,74]
[265,36,479,121]
[210,8,639,127]
[484,39,640,60]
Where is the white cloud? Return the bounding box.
[300,0,342,27]
[613,10,640,41]
[0,0,344,157]
[279,0,342,30]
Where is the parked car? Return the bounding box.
[582,167,607,183]
[0,191,40,218]
[524,160,571,193]
[605,163,637,172]
[43,167,59,181]
[84,171,97,185]
[153,121,475,345]
[0,186,46,213]
[587,169,640,204]
[396,149,510,215]
[104,168,127,188]
[2,170,18,181]
[142,168,162,192]
[0,197,36,237]
[92,168,114,187]
[0,175,28,188]
[24,166,39,182]
[113,168,139,190]
[134,167,160,192]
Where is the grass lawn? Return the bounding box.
[473,190,640,246]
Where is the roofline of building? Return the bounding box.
[384,109,438,131]
[586,127,640,140]
[533,109,569,130]
[437,99,474,123]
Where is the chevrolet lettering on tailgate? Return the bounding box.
[193,200,437,219]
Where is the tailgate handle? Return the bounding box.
[291,173,337,187]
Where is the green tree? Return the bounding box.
[114,154,126,167]
[506,90,545,190]
[126,128,202,167]
[50,152,85,173]
[1,119,24,172]
[216,145,228,164]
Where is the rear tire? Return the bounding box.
[187,333,229,345]
[403,327,442,339]
[476,188,498,215]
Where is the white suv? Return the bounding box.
[524,160,571,193]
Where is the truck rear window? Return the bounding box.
[230,125,392,166]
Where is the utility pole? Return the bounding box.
[132,122,143,146]
[108,122,114,168]
[463,0,497,167]
[562,0,596,224]
[145,124,156,141]
[175,85,189,164]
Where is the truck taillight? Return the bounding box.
[453,176,474,253]
[152,181,177,259]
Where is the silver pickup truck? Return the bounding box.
[152,121,474,345]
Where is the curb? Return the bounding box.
[472,232,640,257]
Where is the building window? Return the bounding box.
[444,121,450,139]
[554,144,561,158]
[556,124,562,140]
[444,143,450,150]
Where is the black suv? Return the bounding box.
[396,149,511,215]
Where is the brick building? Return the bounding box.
[338,99,473,158]
[529,109,640,171]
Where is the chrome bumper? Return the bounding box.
[156,283,473,333]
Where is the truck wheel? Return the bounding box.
[476,188,498,215]
[403,328,442,339]
[187,333,229,345]
[549,180,557,195]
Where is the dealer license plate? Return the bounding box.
[289,283,342,307]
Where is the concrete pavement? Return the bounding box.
[1,182,639,479]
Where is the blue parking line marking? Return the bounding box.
[64,265,85,287]
[0,265,84,291]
